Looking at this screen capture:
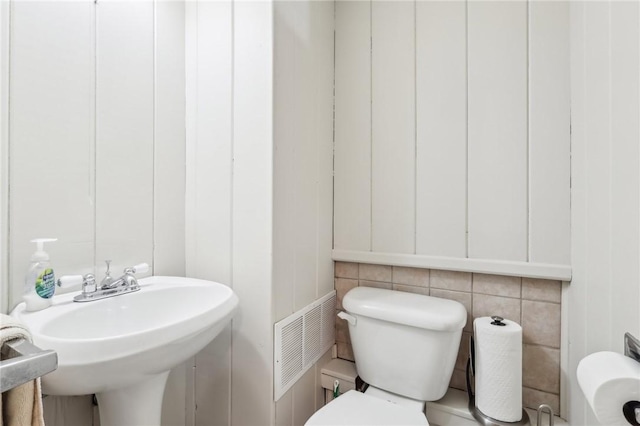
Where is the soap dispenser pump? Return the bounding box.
[23,238,57,311]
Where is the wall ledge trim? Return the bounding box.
[332,250,572,281]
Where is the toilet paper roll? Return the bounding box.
[577,351,640,426]
[474,316,522,422]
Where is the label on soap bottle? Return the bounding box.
[35,268,55,299]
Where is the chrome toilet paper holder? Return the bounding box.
[624,332,640,364]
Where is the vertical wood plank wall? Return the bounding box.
[334,0,571,277]
[272,1,335,424]
[415,1,467,258]
[334,0,371,251]
[371,1,415,254]
[5,1,186,424]
[567,1,640,423]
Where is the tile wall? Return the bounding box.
[334,262,562,413]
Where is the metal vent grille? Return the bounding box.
[274,290,336,401]
[304,306,322,362]
[281,317,303,388]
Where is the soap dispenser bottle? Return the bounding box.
[23,238,57,311]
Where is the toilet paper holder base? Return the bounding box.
[466,357,531,426]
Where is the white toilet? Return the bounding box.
[306,286,467,426]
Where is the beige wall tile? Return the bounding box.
[359,280,393,290]
[336,311,351,343]
[473,293,521,324]
[523,345,560,394]
[337,342,355,362]
[522,300,561,348]
[522,278,561,303]
[335,278,358,309]
[359,263,392,282]
[430,288,473,332]
[430,270,472,292]
[473,273,521,298]
[335,261,359,279]
[449,369,467,391]
[392,284,429,295]
[392,266,429,287]
[522,387,560,414]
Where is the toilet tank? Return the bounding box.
[342,287,466,402]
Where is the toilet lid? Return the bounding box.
[305,391,429,426]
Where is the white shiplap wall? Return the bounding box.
[185,1,278,425]
[2,1,186,424]
[567,1,640,423]
[272,1,335,424]
[334,0,571,280]
[187,1,335,425]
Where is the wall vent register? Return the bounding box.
[274,291,336,401]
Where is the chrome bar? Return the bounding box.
[624,332,640,363]
[0,338,57,393]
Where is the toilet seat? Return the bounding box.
[305,390,429,426]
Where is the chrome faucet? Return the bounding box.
[100,260,115,288]
[103,264,146,290]
[57,262,149,302]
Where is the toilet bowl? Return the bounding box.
[306,389,429,426]
[305,287,467,426]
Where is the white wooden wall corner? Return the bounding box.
[333,0,571,281]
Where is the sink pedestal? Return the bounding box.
[96,372,170,426]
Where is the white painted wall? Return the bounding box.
[0,0,10,316]
[185,1,277,424]
[567,1,640,424]
[186,1,334,424]
[272,1,335,424]
[333,0,571,280]
[1,0,185,424]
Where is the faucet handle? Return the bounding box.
[57,275,84,288]
[100,260,114,288]
[131,263,149,274]
[57,274,96,294]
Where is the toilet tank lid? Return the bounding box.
[342,287,466,331]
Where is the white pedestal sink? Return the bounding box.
[12,276,239,426]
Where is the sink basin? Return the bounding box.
[11,276,239,426]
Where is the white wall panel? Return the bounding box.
[567,1,640,423]
[231,2,274,425]
[467,0,528,261]
[528,1,570,266]
[371,0,415,254]
[334,0,371,252]
[95,0,154,273]
[0,0,9,314]
[193,0,233,285]
[155,3,187,424]
[273,0,297,322]
[415,0,467,258]
[583,1,611,354]
[184,2,234,425]
[9,0,95,305]
[273,0,334,319]
[272,2,334,423]
[334,0,570,278]
[609,0,640,356]
[567,2,587,420]
[154,0,186,278]
[289,1,319,312]
[314,0,336,303]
